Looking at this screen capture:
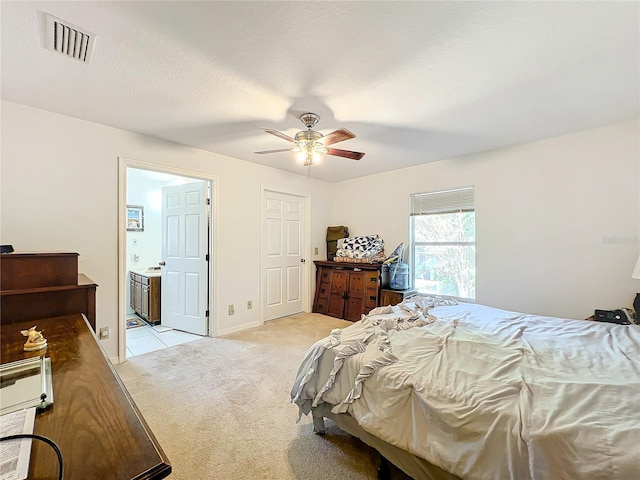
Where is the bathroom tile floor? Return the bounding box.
[126,318,202,358]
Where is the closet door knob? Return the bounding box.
[159,262,166,266]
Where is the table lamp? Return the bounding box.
[633,254,640,318]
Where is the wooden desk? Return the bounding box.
[0,314,171,480]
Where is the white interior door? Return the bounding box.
[263,190,306,321]
[161,182,209,335]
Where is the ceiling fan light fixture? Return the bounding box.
[295,129,322,143]
[296,139,326,166]
[299,113,320,129]
[297,151,320,167]
[255,112,364,165]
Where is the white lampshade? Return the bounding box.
[633,254,640,280]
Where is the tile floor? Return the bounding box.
[126,319,202,358]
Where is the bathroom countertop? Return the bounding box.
[130,268,162,278]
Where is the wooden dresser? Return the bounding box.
[312,260,385,321]
[0,314,171,479]
[0,252,98,330]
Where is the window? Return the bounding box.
[409,186,475,300]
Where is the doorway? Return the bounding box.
[118,158,217,362]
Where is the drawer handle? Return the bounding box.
[369,296,377,302]
[320,288,326,294]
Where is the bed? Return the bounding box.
[291,297,640,480]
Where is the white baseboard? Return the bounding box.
[109,355,122,364]
[215,320,262,337]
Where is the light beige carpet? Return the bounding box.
[116,312,413,480]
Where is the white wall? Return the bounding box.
[0,100,332,358]
[331,120,640,319]
[126,171,166,274]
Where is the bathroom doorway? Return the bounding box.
[118,158,216,362]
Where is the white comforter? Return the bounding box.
[291,299,640,480]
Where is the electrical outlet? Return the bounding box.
[314,247,319,255]
[99,327,109,340]
[247,300,252,309]
[228,304,234,315]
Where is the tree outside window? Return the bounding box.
[410,187,475,300]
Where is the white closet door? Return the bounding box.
[263,190,306,320]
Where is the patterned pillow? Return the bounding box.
[335,235,384,259]
[341,235,383,252]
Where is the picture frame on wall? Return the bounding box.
[126,205,144,232]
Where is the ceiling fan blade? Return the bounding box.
[322,128,356,146]
[261,128,295,143]
[326,148,365,160]
[255,148,296,154]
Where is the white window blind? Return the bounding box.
[410,187,475,216]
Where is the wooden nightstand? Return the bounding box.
[380,288,417,306]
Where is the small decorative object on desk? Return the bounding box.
[20,326,47,351]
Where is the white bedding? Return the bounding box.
[291,299,640,480]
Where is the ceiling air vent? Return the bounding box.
[42,12,95,64]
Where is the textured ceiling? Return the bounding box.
[1,1,638,182]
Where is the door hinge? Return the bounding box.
[205,309,209,317]
[206,198,211,205]
[205,254,209,261]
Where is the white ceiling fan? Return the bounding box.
[255,113,365,166]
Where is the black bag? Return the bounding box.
[594,309,635,325]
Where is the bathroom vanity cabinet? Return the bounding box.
[130,270,161,324]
